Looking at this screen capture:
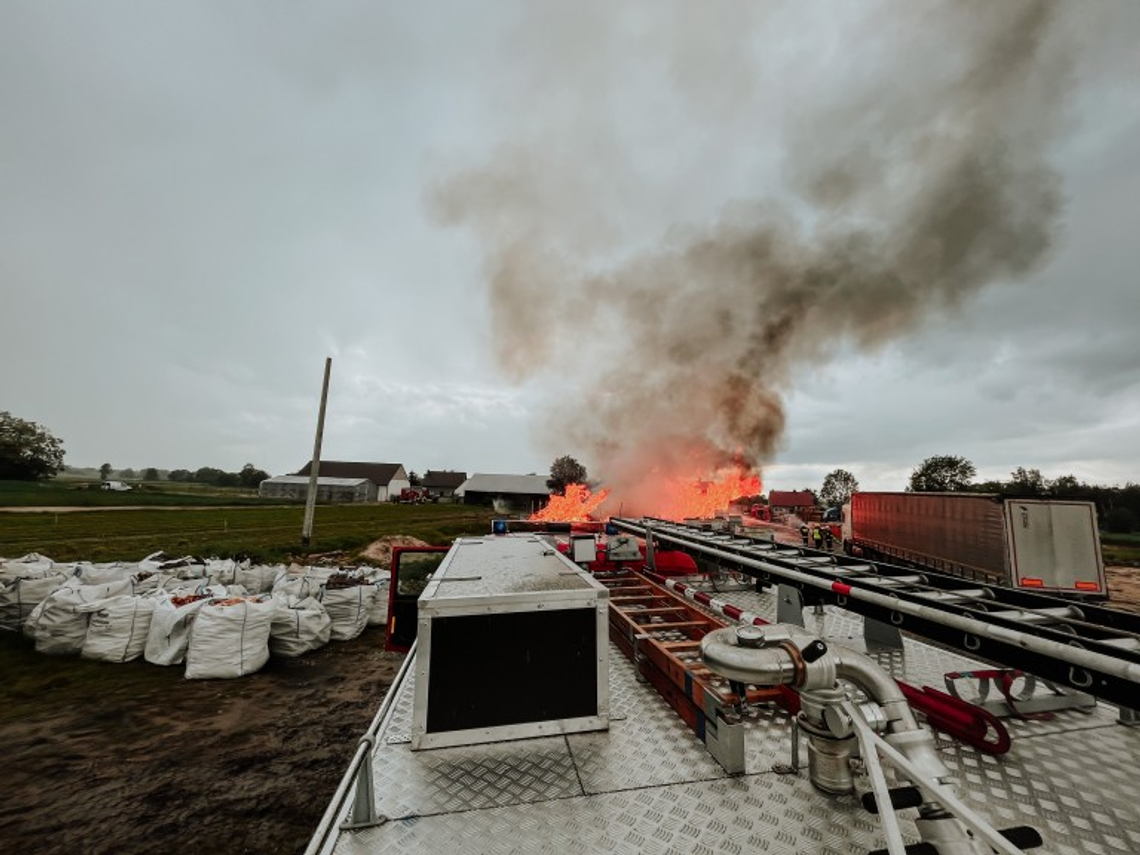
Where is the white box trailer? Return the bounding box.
[844,492,1107,597]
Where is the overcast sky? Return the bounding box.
[3,1,1138,495]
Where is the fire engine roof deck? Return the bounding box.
[308,530,1140,855]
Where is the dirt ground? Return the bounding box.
[1105,564,1140,614]
[0,629,400,855]
[0,537,422,855]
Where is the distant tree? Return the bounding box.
[194,466,225,484]
[907,455,976,492]
[99,462,113,481]
[168,469,193,482]
[1007,467,1046,497]
[143,467,159,481]
[820,469,859,508]
[119,467,137,480]
[407,470,422,487]
[238,463,269,488]
[1105,507,1137,535]
[0,411,66,480]
[1048,474,1083,497]
[547,455,588,495]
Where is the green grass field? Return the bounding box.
[1101,532,1140,565]
[0,501,497,564]
[0,479,274,507]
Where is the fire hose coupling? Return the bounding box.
[701,624,839,692]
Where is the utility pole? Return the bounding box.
[301,357,332,547]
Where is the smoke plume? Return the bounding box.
[431,0,1080,507]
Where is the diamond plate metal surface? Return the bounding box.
[320,595,1140,855]
[370,733,582,819]
[938,719,1140,854]
[333,773,907,855]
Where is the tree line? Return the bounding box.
[91,463,269,487]
[905,455,1140,534]
[785,456,1140,535]
[164,464,270,488]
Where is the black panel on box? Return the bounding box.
[425,608,598,734]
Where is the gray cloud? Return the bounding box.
[1,1,1137,496]
[433,1,1126,506]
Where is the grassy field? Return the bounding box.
[0,502,497,563]
[0,478,270,507]
[1101,532,1140,565]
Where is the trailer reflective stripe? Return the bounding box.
[1020,578,1044,587]
[1075,581,1101,592]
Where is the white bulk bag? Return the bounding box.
[367,580,390,627]
[33,579,133,656]
[1,553,56,576]
[272,574,323,599]
[204,558,239,586]
[0,573,65,633]
[157,556,208,580]
[145,592,212,665]
[321,583,378,642]
[80,596,156,663]
[269,595,331,658]
[185,597,274,679]
[72,562,134,586]
[236,564,283,595]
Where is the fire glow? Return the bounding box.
[531,469,762,522]
[653,469,763,520]
[531,483,611,522]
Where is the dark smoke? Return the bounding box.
[431,0,1079,501]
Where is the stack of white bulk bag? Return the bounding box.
[30,579,133,655]
[0,569,66,633]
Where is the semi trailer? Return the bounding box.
[843,491,1107,597]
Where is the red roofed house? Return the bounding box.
[768,490,821,522]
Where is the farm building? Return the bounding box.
[420,470,467,500]
[768,489,821,522]
[259,476,374,503]
[454,473,551,514]
[294,461,411,503]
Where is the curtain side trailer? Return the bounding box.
[844,492,1107,598]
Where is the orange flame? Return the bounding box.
[530,468,761,523]
[653,469,763,520]
[531,483,611,521]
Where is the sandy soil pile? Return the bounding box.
[357,535,431,566]
[1105,565,1140,614]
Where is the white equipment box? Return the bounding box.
[411,535,610,750]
